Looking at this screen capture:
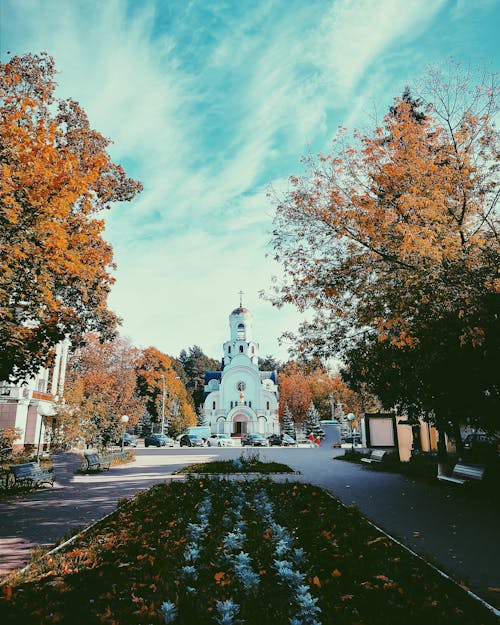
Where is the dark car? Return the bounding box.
[268,434,282,446]
[179,434,205,447]
[144,433,174,448]
[268,434,297,447]
[462,433,498,461]
[122,433,137,447]
[342,434,361,445]
[241,433,269,447]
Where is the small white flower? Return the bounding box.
[159,600,177,623]
[215,599,240,625]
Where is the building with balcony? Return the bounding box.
[202,302,279,436]
[0,338,70,450]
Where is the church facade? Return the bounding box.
[202,304,279,437]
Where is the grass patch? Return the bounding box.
[0,478,496,625]
[176,451,294,475]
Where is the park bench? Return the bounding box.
[361,449,388,465]
[9,462,55,488]
[83,450,127,472]
[437,463,485,485]
[83,452,112,471]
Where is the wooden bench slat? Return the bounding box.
[361,450,388,464]
[83,451,126,472]
[437,463,485,485]
[9,462,54,488]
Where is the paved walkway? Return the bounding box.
[0,447,498,611]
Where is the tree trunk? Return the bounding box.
[452,418,464,459]
[435,414,449,477]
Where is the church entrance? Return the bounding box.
[233,413,248,435]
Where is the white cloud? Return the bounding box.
[3,0,464,364]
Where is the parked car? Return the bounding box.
[342,434,361,445]
[268,434,282,446]
[241,433,269,447]
[122,433,137,447]
[179,434,205,447]
[144,433,174,448]
[207,434,231,447]
[268,433,297,447]
[281,434,298,447]
[462,433,498,461]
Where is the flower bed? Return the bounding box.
[176,451,294,474]
[0,478,496,625]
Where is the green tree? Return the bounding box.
[281,403,296,438]
[303,402,325,439]
[178,345,220,409]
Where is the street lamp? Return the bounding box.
[160,375,166,435]
[121,415,129,452]
[347,413,355,451]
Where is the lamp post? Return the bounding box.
[347,413,355,451]
[121,415,129,452]
[160,375,166,435]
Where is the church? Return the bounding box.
[202,299,279,437]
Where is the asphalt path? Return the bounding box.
[0,444,498,610]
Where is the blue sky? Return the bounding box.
[1,0,499,362]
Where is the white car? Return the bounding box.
[207,434,232,447]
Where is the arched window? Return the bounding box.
[230,401,233,409]
[228,346,231,354]
[266,401,270,410]
[212,401,216,410]
[237,323,245,340]
[249,401,252,408]
[239,345,244,353]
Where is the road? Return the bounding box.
[0,444,498,609]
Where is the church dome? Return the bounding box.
[231,307,250,315]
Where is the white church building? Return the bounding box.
[202,302,279,437]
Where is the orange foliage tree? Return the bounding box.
[0,53,142,381]
[278,362,313,425]
[270,64,499,442]
[58,334,144,448]
[135,347,196,436]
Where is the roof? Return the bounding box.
[231,307,250,315]
[260,371,278,384]
[204,371,222,384]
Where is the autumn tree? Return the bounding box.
[0,53,142,381]
[136,347,196,436]
[270,63,499,458]
[278,361,313,424]
[57,334,144,448]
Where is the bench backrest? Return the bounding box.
[370,450,387,461]
[85,453,101,464]
[10,462,41,477]
[453,464,485,480]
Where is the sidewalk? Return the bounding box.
[0,449,190,575]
